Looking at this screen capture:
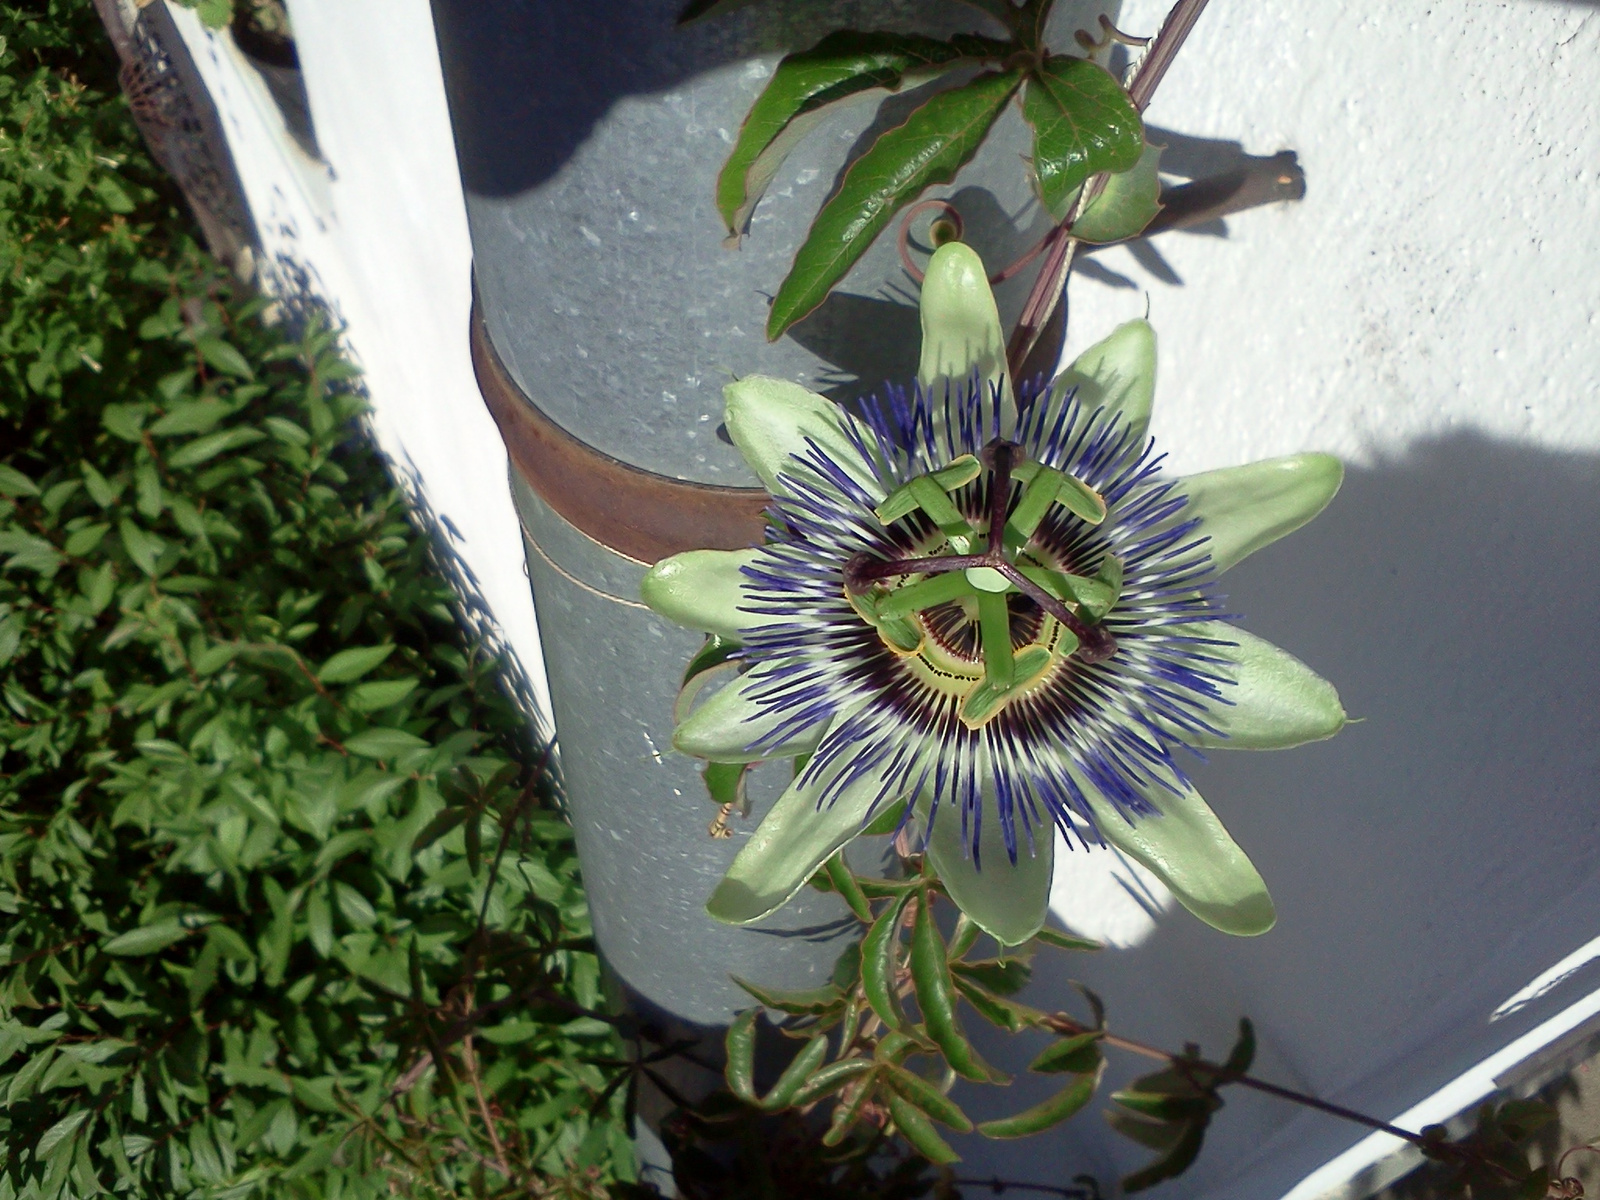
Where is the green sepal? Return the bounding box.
[1179,453,1343,574]
[1045,319,1157,445]
[1185,623,1347,750]
[706,755,900,925]
[674,667,827,762]
[1086,777,1276,937]
[723,375,879,501]
[918,241,1012,414]
[642,548,770,640]
[976,1069,1101,1138]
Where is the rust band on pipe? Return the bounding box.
[470,290,770,565]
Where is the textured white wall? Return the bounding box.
[1025,3,1600,1197]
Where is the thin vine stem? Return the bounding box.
[1041,1012,1434,1148]
[1006,0,1214,378]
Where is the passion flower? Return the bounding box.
[643,242,1345,945]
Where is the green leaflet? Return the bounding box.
[767,69,1022,340]
[717,31,995,239]
[1071,139,1165,244]
[910,890,1006,1083]
[1021,55,1144,221]
[976,1068,1100,1138]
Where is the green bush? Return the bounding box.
[1,12,632,1198]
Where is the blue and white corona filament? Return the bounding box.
[643,242,1347,946]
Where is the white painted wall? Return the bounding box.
[173,1,1600,1196]
[169,0,554,738]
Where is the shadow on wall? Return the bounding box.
[952,431,1600,1199]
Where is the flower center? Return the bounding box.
[844,439,1122,729]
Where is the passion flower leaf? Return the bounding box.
[1021,55,1143,221]
[717,32,994,239]
[703,760,751,810]
[824,853,873,922]
[1031,926,1102,953]
[731,975,846,1016]
[882,1064,974,1132]
[951,973,1048,1033]
[1070,139,1165,244]
[977,1069,1100,1138]
[862,888,913,1030]
[761,1033,830,1110]
[767,69,1023,340]
[789,1058,876,1107]
[724,1009,760,1104]
[1028,1030,1103,1074]
[886,1091,961,1164]
[1117,1118,1210,1193]
[911,890,1006,1082]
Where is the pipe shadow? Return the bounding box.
[429,0,996,198]
[953,431,1600,1199]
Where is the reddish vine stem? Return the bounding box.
[1005,0,1214,379]
[1042,1013,1433,1148]
[897,199,966,283]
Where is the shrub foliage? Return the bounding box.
[1,12,631,1198]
